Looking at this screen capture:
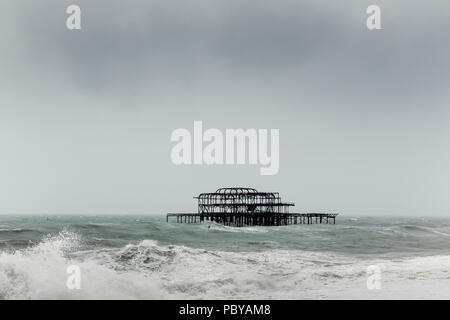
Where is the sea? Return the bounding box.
[0,215,450,299]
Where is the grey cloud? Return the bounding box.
[1,0,450,215]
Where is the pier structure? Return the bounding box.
[167,187,338,227]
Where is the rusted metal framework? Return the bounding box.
[195,187,294,214]
[167,187,338,227]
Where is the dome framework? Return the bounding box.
[195,187,293,215]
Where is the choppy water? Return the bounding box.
[1,215,450,299]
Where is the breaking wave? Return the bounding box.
[1,230,450,299]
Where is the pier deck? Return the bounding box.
[166,212,337,226]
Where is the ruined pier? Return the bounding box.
[167,187,338,227]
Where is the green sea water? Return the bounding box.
[1,215,450,299]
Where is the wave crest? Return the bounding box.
[2,231,450,299]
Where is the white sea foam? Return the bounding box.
[430,230,450,237]
[1,231,450,299]
[202,222,268,233]
[0,231,164,299]
[0,228,27,232]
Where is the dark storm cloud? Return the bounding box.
[1,0,450,215]
[3,0,450,103]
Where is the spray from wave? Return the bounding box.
[0,230,164,299]
[1,229,450,299]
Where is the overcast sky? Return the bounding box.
[1,0,449,216]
